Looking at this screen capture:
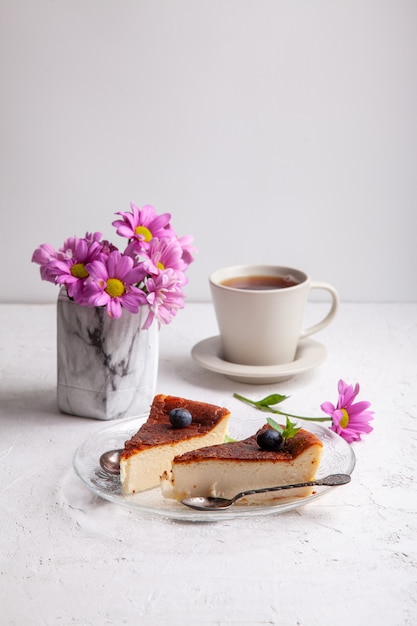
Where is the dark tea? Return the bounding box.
[221,274,300,290]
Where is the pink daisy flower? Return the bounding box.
[84,231,118,256]
[139,237,189,277]
[177,234,197,267]
[51,237,104,303]
[321,379,374,443]
[32,202,196,323]
[112,202,173,252]
[85,250,148,319]
[142,269,185,329]
[32,243,61,283]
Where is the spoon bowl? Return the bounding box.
[180,473,351,510]
[99,448,123,475]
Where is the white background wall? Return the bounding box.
[1,0,416,304]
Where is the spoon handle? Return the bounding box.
[232,473,350,503]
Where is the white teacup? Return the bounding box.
[209,264,339,366]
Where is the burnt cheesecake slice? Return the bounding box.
[120,394,231,494]
[162,424,323,504]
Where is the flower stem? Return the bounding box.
[233,392,332,423]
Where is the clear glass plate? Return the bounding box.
[73,413,356,522]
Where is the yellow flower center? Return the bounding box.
[71,263,89,279]
[134,225,152,242]
[157,261,165,270]
[339,408,349,428]
[105,278,125,298]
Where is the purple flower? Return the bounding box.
[142,269,185,329]
[32,243,61,283]
[32,201,196,324]
[139,237,189,277]
[177,234,197,267]
[84,231,103,244]
[85,250,148,318]
[321,379,374,443]
[51,237,104,303]
[112,203,173,252]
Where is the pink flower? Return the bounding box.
[83,231,118,256]
[177,234,197,267]
[32,201,196,324]
[112,203,173,252]
[85,250,148,318]
[139,237,189,277]
[321,379,374,443]
[84,231,103,244]
[142,269,185,329]
[32,243,61,283]
[51,237,104,302]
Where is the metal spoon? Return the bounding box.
[180,473,351,510]
[99,448,123,475]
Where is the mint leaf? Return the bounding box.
[282,417,301,440]
[266,417,284,434]
[267,416,300,441]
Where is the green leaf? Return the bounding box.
[257,394,289,407]
[233,392,290,415]
[223,433,238,443]
[267,416,300,440]
[233,391,332,423]
[266,417,284,433]
[281,417,301,440]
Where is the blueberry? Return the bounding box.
[169,407,193,428]
[257,429,283,451]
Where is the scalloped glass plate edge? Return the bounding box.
[72,414,356,522]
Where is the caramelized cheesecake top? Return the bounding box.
[121,394,231,459]
[172,424,323,464]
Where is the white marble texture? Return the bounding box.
[57,289,158,420]
[1,301,416,626]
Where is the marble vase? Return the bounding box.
[57,288,158,420]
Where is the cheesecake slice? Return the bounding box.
[161,424,323,504]
[120,394,231,494]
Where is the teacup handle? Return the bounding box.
[300,282,339,339]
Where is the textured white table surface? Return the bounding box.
[1,301,416,626]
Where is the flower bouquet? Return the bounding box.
[32,202,196,327]
[32,202,196,420]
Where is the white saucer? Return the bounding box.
[191,336,326,384]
